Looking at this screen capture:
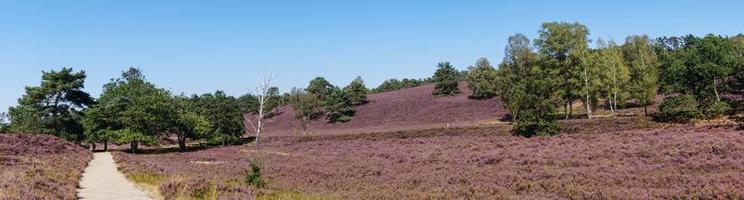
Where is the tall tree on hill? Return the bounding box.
[89,68,176,153]
[466,57,499,99]
[8,68,94,141]
[344,76,369,105]
[623,35,660,116]
[432,62,461,96]
[307,77,334,101]
[597,39,630,114]
[534,22,590,119]
[288,88,322,134]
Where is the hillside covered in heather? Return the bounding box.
[261,83,506,136]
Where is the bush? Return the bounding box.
[658,95,701,123]
[704,101,731,118]
[245,160,265,188]
[513,113,560,137]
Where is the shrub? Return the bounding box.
[658,95,701,123]
[245,160,266,188]
[704,101,731,118]
[513,112,560,137]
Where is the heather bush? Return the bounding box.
[658,94,700,122]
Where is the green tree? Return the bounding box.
[344,76,369,105]
[324,87,355,123]
[730,34,744,91]
[0,112,9,133]
[306,77,334,101]
[432,62,461,96]
[597,39,630,113]
[466,57,499,99]
[8,68,94,141]
[512,60,561,137]
[287,88,322,134]
[90,68,176,153]
[534,22,590,119]
[497,34,536,120]
[190,91,245,146]
[623,35,660,116]
[372,78,428,93]
[171,96,211,151]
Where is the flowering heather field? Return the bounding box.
[261,83,506,136]
[112,117,744,199]
[0,134,92,200]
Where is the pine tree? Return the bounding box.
[344,76,369,105]
[432,62,461,96]
[324,87,355,123]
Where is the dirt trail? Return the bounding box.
[77,152,153,200]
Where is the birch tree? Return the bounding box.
[244,76,274,146]
[597,39,630,114]
[623,35,660,116]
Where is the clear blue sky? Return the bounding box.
[1,0,743,114]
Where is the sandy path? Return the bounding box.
[77,152,153,200]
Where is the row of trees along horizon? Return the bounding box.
[0,21,742,152]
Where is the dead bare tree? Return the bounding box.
[244,76,273,147]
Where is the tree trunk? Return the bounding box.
[644,105,648,116]
[103,141,108,151]
[586,94,592,119]
[130,141,139,153]
[178,133,187,151]
[564,102,569,119]
[91,143,96,151]
[713,78,721,102]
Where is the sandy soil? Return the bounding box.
[77,152,152,200]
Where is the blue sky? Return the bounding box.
[1,0,743,114]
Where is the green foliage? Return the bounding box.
[466,58,499,99]
[306,77,334,101]
[7,68,94,141]
[372,78,429,93]
[534,22,590,116]
[171,96,211,150]
[323,88,355,123]
[432,62,461,96]
[658,95,701,123]
[498,33,560,136]
[190,91,245,145]
[655,34,735,118]
[512,64,560,137]
[0,112,9,133]
[344,76,369,105]
[730,35,744,91]
[596,39,631,111]
[623,35,660,115]
[704,101,731,118]
[288,88,323,134]
[245,160,266,189]
[87,68,176,152]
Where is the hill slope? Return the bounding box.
[261,83,506,136]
